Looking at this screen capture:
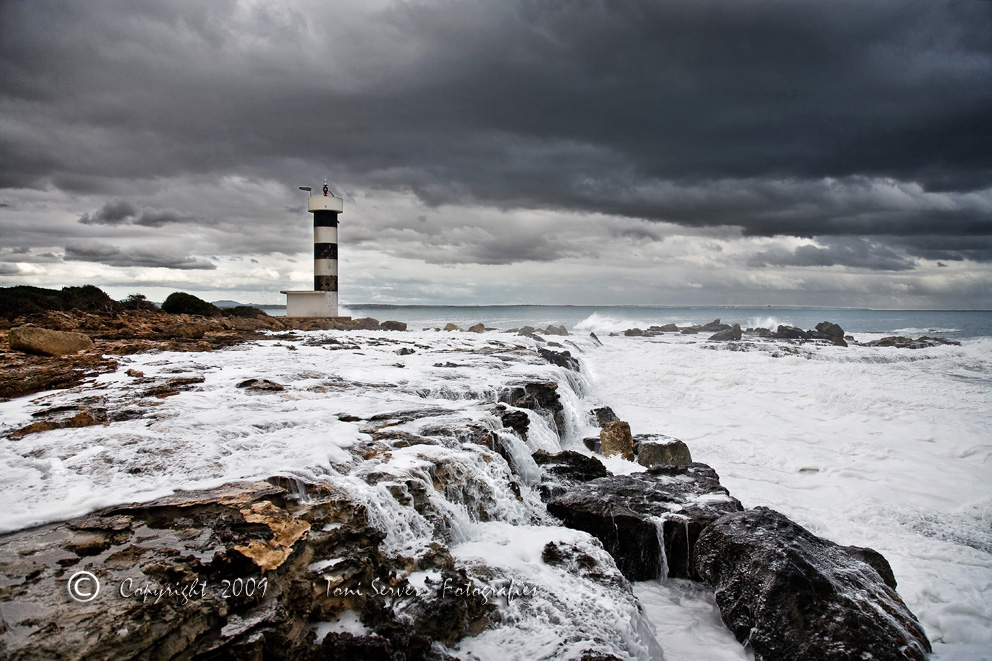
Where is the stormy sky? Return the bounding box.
[1,0,990,308]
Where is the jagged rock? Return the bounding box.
[695,507,931,661]
[501,382,565,434]
[547,463,743,580]
[589,332,603,346]
[164,320,216,339]
[750,327,774,338]
[380,320,408,331]
[599,420,634,460]
[864,336,961,349]
[0,479,497,660]
[8,325,94,356]
[623,328,644,337]
[591,406,620,427]
[701,319,730,332]
[236,378,285,391]
[543,325,569,336]
[774,325,810,340]
[636,435,692,467]
[815,321,844,338]
[467,323,486,333]
[709,322,743,342]
[659,323,679,332]
[533,450,611,501]
[10,405,106,439]
[494,404,530,440]
[518,325,536,336]
[537,347,580,372]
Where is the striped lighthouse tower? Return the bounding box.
[282,180,347,318]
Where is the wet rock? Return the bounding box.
[547,464,743,580]
[774,325,810,340]
[680,327,699,335]
[533,450,610,501]
[589,332,603,346]
[380,320,408,331]
[635,435,692,467]
[659,323,679,332]
[494,404,530,440]
[599,420,634,461]
[695,507,931,661]
[863,336,961,349]
[623,328,644,337]
[8,325,94,356]
[518,325,536,337]
[395,347,416,355]
[443,323,462,332]
[501,382,565,434]
[582,436,603,453]
[708,323,742,342]
[467,323,486,333]
[537,347,580,372]
[591,406,620,427]
[701,319,730,332]
[236,378,285,391]
[543,325,569,336]
[10,406,107,439]
[815,321,844,338]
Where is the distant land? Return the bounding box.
[210,300,286,310]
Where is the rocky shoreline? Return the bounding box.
[0,309,942,659]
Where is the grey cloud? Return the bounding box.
[748,238,916,271]
[63,241,216,270]
[0,264,20,275]
[79,200,198,227]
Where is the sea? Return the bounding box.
[2,306,989,658]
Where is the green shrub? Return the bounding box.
[221,305,268,318]
[161,292,221,316]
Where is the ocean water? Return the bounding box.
[337,305,992,341]
[1,310,989,658]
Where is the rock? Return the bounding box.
[533,450,610,501]
[501,381,565,434]
[680,327,699,334]
[701,319,730,332]
[494,404,530,439]
[441,322,461,332]
[542,325,569,336]
[11,406,106,439]
[623,328,644,337]
[8,325,94,356]
[730,323,742,341]
[815,321,844,338]
[659,323,679,332]
[582,436,602,453]
[695,507,931,661]
[774,325,810,340]
[467,323,485,333]
[589,331,603,346]
[864,336,961,349]
[380,320,408,331]
[236,378,285,391]
[547,463,743,580]
[395,347,416,355]
[635,435,692,467]
[708,322,743,342]
[518,325,536,336]
[591,406,620,427]
[352,317,382,331]
[599,420,634,461]
[537,347,580,371]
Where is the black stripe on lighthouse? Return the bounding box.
[313,210,339,227]
[314,243,338,260]
[315,275,338,291]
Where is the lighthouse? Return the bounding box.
[282,180,347,318]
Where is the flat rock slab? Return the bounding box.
[694,507,931,661]
[9,325,94,356]
[547,463,743,580]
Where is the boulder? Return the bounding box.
[623,328,644,337]
[501,381,565,433]
[443,323,462,332]
[591,406,620,427]
[537,347,580,372]
[237,378,285,391]
[351,317,382,331]
[467,323,485,333]
[518,325,536,336]
[636,435,692,467]
[659,323,679,332]
[380,320,408,331]
[547,463,743,580]
[395,347,416,355]
[533,450,610,501]
[8,325,94,356]
[582,436,602,453]
[815,321,844,338]
[494,404,530,440]
[774,325,810,340]
[709,322,743,342]
[599,420,634,460]
[701,319,730,332]
[680,327,699,334]
[695,507,931,661]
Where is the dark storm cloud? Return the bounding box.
[1,0,990,258]
[0,264,20,275]
[63,241,216,270]
[748,238,915,271]
[79,200,199,227]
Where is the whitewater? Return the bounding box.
[1,315,989,659]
